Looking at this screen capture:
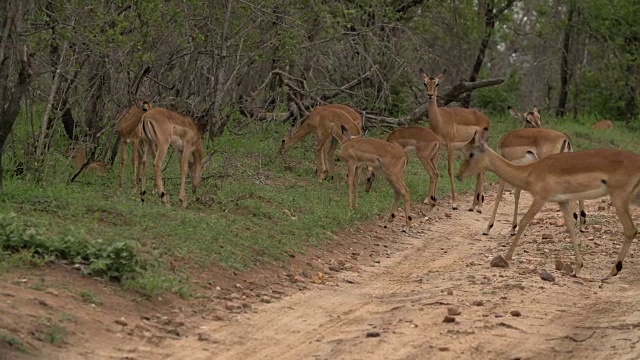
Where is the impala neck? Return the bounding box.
[484,146,532,189]
[427,97,446,134]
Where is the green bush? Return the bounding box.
[0,214,141,281]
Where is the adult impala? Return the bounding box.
[335,125,412,230]
[138,102,205,208]
[115,102,148,192]
[483,106,586,236]
[457,134,640,280]
[367,126,441,211]
[279,104,361,181]
[420,68,491,212]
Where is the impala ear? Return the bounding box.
[437,69,447,81]
[419,67,429,81]
[532,105,540,115]
[508,106,522,119]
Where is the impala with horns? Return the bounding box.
[483,105,586,236]
[420,68,491,212]
[138,102,212,208]
[366,126,441,211]
[334,124,412,230]
[115,101,150,192]
[279,104,361,181]
[456,134,640,281]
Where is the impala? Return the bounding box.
[420,68,491,212]
[457,134,640,280]
[138,102,205,208]
[367,126,441,211]
[335,124,412,229]
[115,102,148,192]
[69,144,107,176]
[483,106,586,236]
[279,104,361,181]
[592,120,613,130]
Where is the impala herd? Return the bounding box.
[84,67,639,282]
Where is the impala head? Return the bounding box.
[419,68,446,101]
[509,105,541,128]
[456,131,490,181]
[279,126,295,154]
[141,101,153,112]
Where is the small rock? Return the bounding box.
[561,263,574,275]
[197,333,214,342]
[114,318,128,327]
[296,282,307,290]
[555,259,565,271]
[442,315,456,323]
[229,293,241,300]
[447,306,462,316]
[260,296,272,303]
[444,212,452,218]
[234,283,243,289]
[494,313,504,318]
[597,205,607,211]
[554,219,564,227]
[438,347,451,352]
[293,276,306,283]
[490,255,509,268]
[241,302,252,309]
[541,233,553,240]
[539,270,555,282]
[510,310,522,317]
[271,288,286,295]
[328,265,341,272]
[365,331,381,338]
[446,289,454,296]
[225,302,243,311]
[593,225,603,231]
[471,300,484,306]
[44,288,59,296]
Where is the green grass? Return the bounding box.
[0,330,28,353]
[1,113,639,297]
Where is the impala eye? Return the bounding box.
[435,83,439,87]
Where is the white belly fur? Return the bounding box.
[171,135,185,152]
[549,187,609,202]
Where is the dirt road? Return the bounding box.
[76,191,640,360]
[5,191,640,360]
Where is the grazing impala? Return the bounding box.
[483,106,586,236]
[457,134,640,280]
[334,125,412,230]
[115,103,148,192]
[367,126,441,211]
[420,68,491,212]
[279,105,361,180]
[138,102,205,208]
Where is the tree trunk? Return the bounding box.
[461,0,517,108]
[556,1,576,117]
[0,1,34,190]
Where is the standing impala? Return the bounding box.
[335,125,412,230]
[420,68,491,212]
[139,102,205,208]
[279,104,361,181]
[457,135,640,280]
[483,106,586,236]
[115,103,148,192]
[367,126,441,211]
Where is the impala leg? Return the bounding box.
[132,139,141,193]
[385,174,411,230]
[559,201,584,276]
[603,198,637,280]
[119,140,127,192]
[139,142,150,204]
[577,200,587,232]
[446,143,457,210]
[483,180,506,235]
[418,143,440,211]
[326,137,339,182]
[153,144,169,205]
[510,187,522,236]
[178,148,190,208]
[469,171,485,213]
[505,198,546,261]
[346,162,358,209]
